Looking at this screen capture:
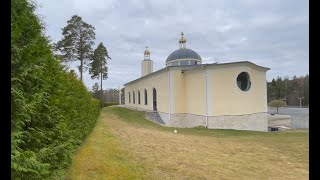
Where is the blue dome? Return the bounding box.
[166,48,202,63]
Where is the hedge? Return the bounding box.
[103,102,119,107]
[11,0,100,179]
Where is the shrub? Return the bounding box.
[103,102,119,107]
[11,0,100,178]
[269,100,287,114]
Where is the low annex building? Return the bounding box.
[124,32,270,131]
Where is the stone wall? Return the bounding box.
[268,114,291,127]
[208,113,268,132]
[164,112,268,132]
[122,106,268,131]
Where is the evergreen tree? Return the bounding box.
[55,15,95,82]
[267,74,309,106]
[91,83,100,99]
[11,1,100,178]
[89,42,111,107]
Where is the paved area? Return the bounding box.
[268,107,309,120]
[268,107,309,129]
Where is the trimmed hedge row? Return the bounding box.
[103,102,119,107]
[11,0,100,179]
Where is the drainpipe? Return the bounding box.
[168,70,171,125]
[205,68,208,128]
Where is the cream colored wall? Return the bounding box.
[125,70,169,113]
[209,66,267,116]
[141,60,153,77]
[125,64,267,117]
[171,69,205,115]
[171,70,185,113]
[184,69,205,115]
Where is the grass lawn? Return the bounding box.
[66,106,309,179]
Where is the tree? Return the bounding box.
[55,15,95,82]
[91,82,100,99]
[269,100,287,114]
[11,0,100,178]
[89,42,111,107]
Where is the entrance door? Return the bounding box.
[153,88,157,111]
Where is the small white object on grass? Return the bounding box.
[174,130,177,133]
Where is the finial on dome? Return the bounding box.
[179,32,187,48]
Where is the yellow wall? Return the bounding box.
[182,69,205,115]
[171,70,185,113]
[209,66,267,116]
[141,60,153,77]
[125,63,267,117]
[125,70,169,113]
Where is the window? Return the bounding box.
[144,89,147,105]
[236,72,251,91]
[189,60,197,65]
[138,90,141,104]
[133,91,135,104]
[180,60,189,65]
[171,62,179,66]
[129,92,131,103]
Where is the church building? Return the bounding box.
[124,33,270,131]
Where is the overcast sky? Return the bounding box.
[35,0,309,90]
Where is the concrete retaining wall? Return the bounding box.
[158,111,268,132]
[268,114,291,127]
[122,106,268,131]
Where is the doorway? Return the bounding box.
[153,88,157,111]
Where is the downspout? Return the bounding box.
[168,69,171,125]
[205,68,208,128]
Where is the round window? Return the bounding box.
[236,72,251,91]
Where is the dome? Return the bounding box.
[144,46,150,55]
[144,49,150,55]
[166,48,202,63]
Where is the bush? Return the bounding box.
[103,102,119,107]
[269,100,287,114]
[11,0,100,179]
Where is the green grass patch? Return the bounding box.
[65,111,150,179]
[110,107,308,139]
[67,107,308,179]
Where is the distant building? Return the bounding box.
[123,32,270,131]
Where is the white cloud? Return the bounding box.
[35,0,309,89]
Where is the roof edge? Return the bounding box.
[182,61,270,72]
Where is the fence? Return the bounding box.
[268,107,309,129]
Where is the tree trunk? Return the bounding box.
[79,28,83,82]
[80,59,83,82]
[100,58,103,108]
[276,107,279,114]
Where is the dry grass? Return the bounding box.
[66,107,309,180]
[65,111,150,180]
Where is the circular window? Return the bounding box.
[236,72,251,91]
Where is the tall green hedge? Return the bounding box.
[11,0,100,179]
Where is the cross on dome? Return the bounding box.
[179,32,187,48]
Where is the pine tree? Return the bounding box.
[89,42,111,107]
[55,15,95,82]
[91,83,100,99]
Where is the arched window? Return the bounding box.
[138,90,141,104]
[144,89,147,105]
[133,91,135,104]
[129,92,131,103]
